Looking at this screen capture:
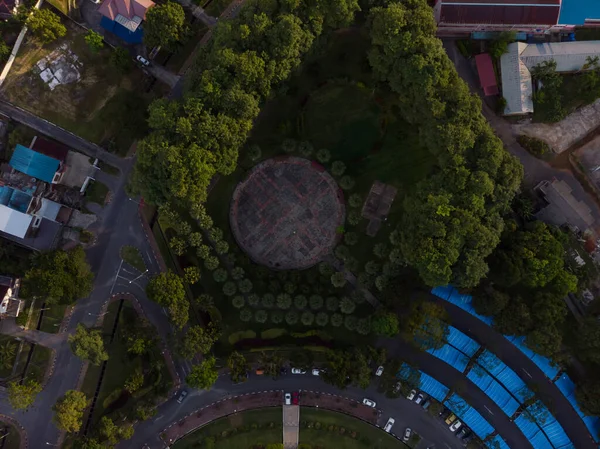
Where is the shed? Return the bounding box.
[0,204,33,239]
[475,53,499,96]
[9,144,60,183]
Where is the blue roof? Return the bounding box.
[444,393,494,439]
[558,0,600,25]
[467,367,520,416]
[418,372,450,402]
[10,144,59,183]
[478,350,534,403]
[447,325,480,357]
[100,16,144,44]
[427,344,470,373]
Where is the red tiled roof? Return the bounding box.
[439,1,561,25]
[31,137,69,163]
[98,0,154,21]
[475,53,499,96]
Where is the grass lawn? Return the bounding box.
[0,420,21,449]
[24,344,52,384]
[0,336,20,379]
[2,15,160,155]
[39,304,67,333]
[300,408,403,449]
[172,407,282,449]
[85,180,109,206]
[120,246,146,272]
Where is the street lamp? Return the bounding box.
[45,442,58,446]
[88,311,108,317]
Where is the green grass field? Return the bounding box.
[86,180,109,206]
[172,407,283,449]
[300,408,403,449]
[120,246,146,272]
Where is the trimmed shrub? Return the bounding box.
[213,268,228,283]
[285,310,299,325]
[299,141,313,157]
[238,279,253,293]
[316,148,331,163]
[232,295,245,309]
[340,297,355,314]
[294,295,308,309]
[248,294,260,307]
[209,227,223,241]
[331,313,343,327]
[335,245,350,261]
[365,261,380,275]
[309,295,323,310]
[223,281,237,296]
[375,275,389,291]
[262,294,275,308]
[340,176,355,190]
[231,266,245,281]
[204,256,219,271]
[348,193,362,208]
[316,312,329,327]
[331,161,346,177]
[196,244,211,260]
[215,240,229,254]
[284,282,297,295]
[255,310,268,323]
[344,315,357,331]
[277,293,293,309]
[326,296,339,312]
[240,308,252,322]
[271,310,284,324]
[318,262,334,277]
[347,210,360,226]
[373,243,389,259]
[357,318,371,335]
[282,138,297,154]
[331,272,347,288]
[344,232,358,246]
[345,257,359,272]
[301,311,315,326]
[247,144,262,161]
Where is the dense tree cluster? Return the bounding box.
[132,0,360,208]
[146,271,190,328]
[367,0,522,288]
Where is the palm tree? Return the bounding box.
[0,342,16,370]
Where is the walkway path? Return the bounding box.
[146,64,181,89]
[432,296,598,449]
[0,100,126,169]
[325,254,381,309]
[0,321,66,350]
[282,404,299,449]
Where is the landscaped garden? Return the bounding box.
[172,407,283,449]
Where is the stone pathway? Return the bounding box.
[326,254,381,309]
[283,404,299,449]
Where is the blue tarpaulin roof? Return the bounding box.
[504,336,559,379]
[444,393,494,439]
[515,415,553,449]
[467,367,520,416]
[417,372,450,402]
[100,16,144,44]
[10,144,59,183]
[431,285,493,324]
[478,350,534,403]
[447,325,480,357]
[486,435,511,449]
[524,401,573,449]
[427,344,470,373]
[554,374,600,442]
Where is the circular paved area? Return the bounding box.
[230,157,345,270]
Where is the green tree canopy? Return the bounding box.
[146,271,189,328]
[68,324,109,365]
[7,379,42,410]
[84,30,104,53]
[26,9,66,43]
[22,246,93,304]
[53,390,89,433]
[322,347,373,389]
[178,323,220,359]
[403,301,449,350]
[144,1,186,50]
[187,356,219,389]
[371,310,399,336]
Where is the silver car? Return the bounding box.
[362,398,376,408]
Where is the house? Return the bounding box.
[0,276,23,318]
[557,0,600,28]
[433,0,561,35]
[98,0,155,44]
[535,179,595,232]
[0,0,19,19]
[501,41,600,115]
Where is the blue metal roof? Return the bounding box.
[100,16,144,44]
[10,144,59,183]
[558,0,600,25]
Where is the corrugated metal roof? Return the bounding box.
[500,42,534,115]
[0,204,32,239]
[9,144,60,183]
[475,53,499,96]
[439,2,560,25]
[520,41,600,72]
[559,0,600,25]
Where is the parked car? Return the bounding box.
[362,398,376,408]
[445,414,456,425]
[415,393,424,405]
[403,428,412,442]
[312,368,321,376]
[407,389,416,400]
[393,382,402,393]
[449,420,462,432]
[384,417,395,433]
[291,368,306,374]
[176,390,188,404]
[375,366,384,376]
[136,55,150,66]
[439,408,451,419]
[285,393,291,405]
[457,428,470,439]
[292,391,299,405]
[422,398,431,409]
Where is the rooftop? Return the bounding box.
[558,0,600,25]
[475,53,499,96]
[98,0,154,31]
[438,0,561,26]
[535,179,595,232]
[9,144,60,183]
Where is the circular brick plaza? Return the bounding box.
[230,157,345,270]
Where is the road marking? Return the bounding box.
[522,368,532,378]
[154,415,164,421]
[484,406,494,415]
[109,259,124,296]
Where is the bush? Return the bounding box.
[340,297,356,314]
[209,228,223,241]
[213,268,228,283]
[283,281,297,295]
[197,245,211,260]
[299,141,313,157]
[318,262,334,277]
[357,318,371,335]
[285,310,299,325]
[365,261,380,275]
[204,256,219,270]
[255,310,268,323]
[261,328,287,339]
[232,296,245,309]
[282,138,297,154]
[331,161,346,177]
[238,279,253,293]
[339,176,355,190]
[248,294,260,307]
[231,266,245,281]
[262,294,275,308]
[344,232,358,246]
[331,272,347,288]
[347,210,360,226]
[294,295,308,309]
[247,144,262,162]
[344,315,358,331]
[223,281,237,296]
[331,313,343,327]
[316,312,329,327]
[240,308,252,322]
[309,295,324,310]
[301,311,315,326]
[316,148,331,163]
[348,193,362,208]
[326,296,339,312]
[277,293,292,309]
[335,245,350,261]
[517,135,549,157]
[271,310,284,324]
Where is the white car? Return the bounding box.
[291,368,306,374]
[384,417,395,433]
[136,55,150,66]
[375,366,384,376]
[312,368,321,376]
[407,389,416,400]
[449,420,462,432]
[285,393,291,405]
[415,393,424,405]
[362,398,376,408]
[403,428,412,441]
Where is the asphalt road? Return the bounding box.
[124,372,466,449]
[434,298,598,449]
